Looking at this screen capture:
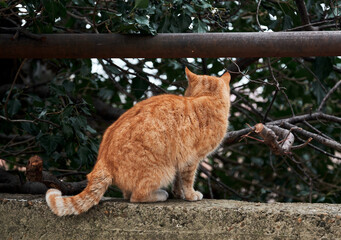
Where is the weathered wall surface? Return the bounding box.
[1,193,341,240]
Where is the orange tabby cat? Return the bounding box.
[46,68,231,216]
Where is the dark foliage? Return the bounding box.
[0,0,340,202]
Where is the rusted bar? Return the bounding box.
[1,32,341,58]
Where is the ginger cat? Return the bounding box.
[46,68,231,216]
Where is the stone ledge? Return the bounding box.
[1,193,341,239]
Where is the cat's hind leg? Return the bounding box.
[123,191,131,200]
[130,188,169,203]
[130,178,169,203]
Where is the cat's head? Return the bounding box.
[184,67,231,97]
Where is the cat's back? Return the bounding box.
[101,94,188,143]
[116,93,186,126]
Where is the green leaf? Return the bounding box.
[179,14,192,31]
[70,116,87,132]
[194,19,207,33]
[135,0,149,9]
[42,0,66,21]
[38,109,47,118]
[198,0,212,9]
[183,4,196,14]
[81,105,91,116]
[77,145,89,164]
[98,89,114,100]
[251,157,264,167]
[62,106,74,119]
[51,152,61,161]
[86,125,97,134]
[282,15,293,30]
[313,57,333,81]
[312,81,325,105]
[63,81,75,93]
[135,15,149,26]
[65,142,76,157]
[7,99,21,117]
[0,1,8,7]
[131,77,149,99]
[38,134,63,154]
[21,122,38,135]
[160,16,171,33]
[62,124,74,138]
[50,84,66,96]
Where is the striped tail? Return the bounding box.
[46,169,112,216]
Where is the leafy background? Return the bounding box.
[0,0,341,202]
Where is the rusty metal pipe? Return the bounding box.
[1,32,341,59]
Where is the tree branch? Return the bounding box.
[225,57,260,82]
[224,112,341,146]
[294,0,318,31]
[277,122,341,152]
[318,80,341,111]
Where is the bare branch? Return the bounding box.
[291,137,313,150]
[254,123,294,155]
[225,58,260,82]
[224,112,341,146]
[263,58,280,122]
[3,59,27,119]
[294,0,318,31]
[199,164,248,200]
[256,0,264,32]
[268,112,341,125]
[279,122,341,152]
[98,59,137,101]
[318,80,341,111]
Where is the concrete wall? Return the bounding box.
[1,193,341,239]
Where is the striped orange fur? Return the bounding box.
[46,68,231,216]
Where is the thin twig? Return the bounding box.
[3,59,27,119]
[256,0,263,32]
[303,120,334,140]
[199,164,248,200]
[113,59,167,94]
[29,113,61,128]
[318,80,341,111]
[98,59,137,101]
[263,58,280,122]
[231,89,266,121]
[0,115,35,123]
[294,0,317,31]
[295,58,328,93]
[300,139,341,161]
[291,137,313,150]
[224,112,341,146]
[280,122,341,152]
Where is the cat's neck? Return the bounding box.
[189,87,230,104]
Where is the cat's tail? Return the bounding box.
[46,165,112,216]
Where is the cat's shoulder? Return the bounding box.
[137,94,185,106]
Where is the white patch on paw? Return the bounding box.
[194,191,203,200]
[185,191,203,201]
[156,189,169,201]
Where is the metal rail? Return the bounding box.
[1,31,341,58]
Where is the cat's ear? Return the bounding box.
[220,71,231,84]
[185,67,197,82]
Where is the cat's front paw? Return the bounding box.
[185,191,203,201]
